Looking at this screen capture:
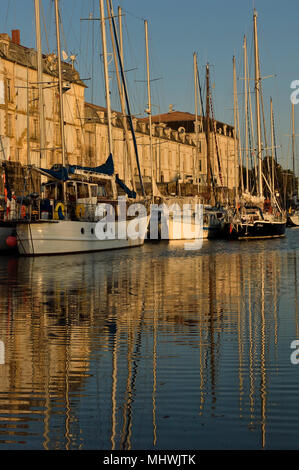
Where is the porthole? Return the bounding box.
[91,228,94,235]
[81,227,85,234]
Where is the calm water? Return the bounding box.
[0,230,299,450]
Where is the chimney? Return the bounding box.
[11,29,20,45]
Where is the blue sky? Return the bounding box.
[1,0,299,171]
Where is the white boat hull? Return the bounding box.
[16,217,148,255]
[288,213,299,227]
[157,215,222,240]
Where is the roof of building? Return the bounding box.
[141,110,196,124]
[140,110,234,134]
[84,102,195,145]
[0,32,86,87]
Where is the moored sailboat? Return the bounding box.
[224,9,286,240]
[15,0,148,256]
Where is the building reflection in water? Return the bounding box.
[0,240,297,449]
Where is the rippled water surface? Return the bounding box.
[0,229,299,449]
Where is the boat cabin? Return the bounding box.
[42,174,117,205]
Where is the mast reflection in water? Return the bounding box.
[0,231,298,450]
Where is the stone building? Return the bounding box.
[0,30,86,169]
[0,30,238,194]
[140,109,238,190]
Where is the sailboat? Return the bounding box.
[149,55,225,242]
[15,0,148,256]
[224,10,286,240]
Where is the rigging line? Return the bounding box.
[210,89,223,187]
[58,6,69,56]
[119,8,146,23]
[41,0,50,54]
[46,0,54,52]
[272,104,278,164]
[91,0,95,103]
[196,63,204,128]
[108,0,145,196]
[4,1,9,28]
[122,10,142,114]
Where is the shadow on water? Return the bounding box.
[0,229,298,449]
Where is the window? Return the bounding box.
[7,114,13,136]
[77,183,89,199]
[6,79,12,103]
[32,118,39,140]
[31,87,38,109]
[55,123,61,146]
[76,129,81,149]
[45,183,56,199]
[97,185,107,197]
[90,185,97,197]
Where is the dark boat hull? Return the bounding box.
[223,220,286,240]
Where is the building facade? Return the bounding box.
[0,30,238,193]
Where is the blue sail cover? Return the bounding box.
[69,153,114,176]
[41,154,136,198]
[40,166,69,181]
[41,154,114,181]
[116,174,136,199]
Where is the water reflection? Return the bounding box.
[0,233,298,449]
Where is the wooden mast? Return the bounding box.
[233,56,239,201]
[193,53,199,192]
[206,63,211,201]
[34,0,46,167]
[99,0,113,157]
[270,97,275,196]
[253,9,263,198]
[106,1,136,193]
[144,20,155,202]
[54,0,66,169]
[292,102,296,194]
[107,0,145,197]
[54,0,67,204]
[244,35,249,192]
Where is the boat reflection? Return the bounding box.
[0,240,296,449]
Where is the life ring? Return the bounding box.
[76,204,85,219]
[53,202,65,220]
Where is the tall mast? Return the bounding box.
[106,1,136,192]
[253,9,263,198]
[144,20,155,201]
[118,6,124,107]
[193,52,199,191]
[34,0,46,167]
[292,102,296,193]
[233,56,239,200]
[99,0,113,156]
[26,65,30,165]
[206,63,211,198]
[54,0,66,168]
[235,58,244,194]
[106,0,145,197]
[244,35,249,192]
[270,97,275,196]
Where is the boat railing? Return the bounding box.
[2,199,124,223]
